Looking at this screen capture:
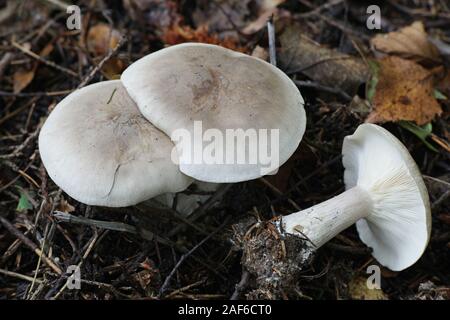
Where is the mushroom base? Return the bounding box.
[232,216,314,299]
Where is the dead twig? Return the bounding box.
[0,89,72,97]
[230,270,250,300]
[0,216,62,275]
[0,268,44,284]
[159,217,230,298]
[267,16,277,66]
[294,80,352,101]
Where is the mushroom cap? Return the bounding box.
[121,43,305,183]
[343,123,431,271]
[39,80,192,207]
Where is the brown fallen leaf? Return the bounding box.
[371,21,441,66]
[278,23,370,96]
[162,24,247,52]
[86,23,122,56]
[123,0,181,31]
[13,68,35,93]
[86,24,125,79]
[57,198,75,213]
[348,276,388,300]
[367,56,442,125]
[251,45,269,61]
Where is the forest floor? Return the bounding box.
[0,0,449,300]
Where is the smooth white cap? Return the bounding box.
[121,43,306,183]
[343,124,431,271]
[39,80,192,207]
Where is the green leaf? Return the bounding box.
[434,89,447,100]
[366,60,380,103]
[16,190,33,212]
[399,121,438,152]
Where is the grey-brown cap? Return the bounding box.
[39,80,192,207]
[121,43,305,183]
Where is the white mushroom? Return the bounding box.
[121,43,306,183]
[281,124,431,271]
[39,80,192,207]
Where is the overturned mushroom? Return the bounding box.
[39,80,192,207]
[121,43,306,183]
[236,124,431,298]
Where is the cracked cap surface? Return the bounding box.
[39,80,192,207]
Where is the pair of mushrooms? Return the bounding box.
[39,43,431,272]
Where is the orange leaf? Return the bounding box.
[367,56,442,125]
[13,68,35,93]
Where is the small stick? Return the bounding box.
[54,211,138,234]
[0,124,41,160]
[40,0,70,11]
[0,268,44,284]
[259,177,301,210]
[432,189,450,211]
[230,270,250,300]
[267,16,277,66]
[0,216,62,275]
[167,184,232,237]
[54,211,172,246]
[12,41,78,78]
[26,222,51,299]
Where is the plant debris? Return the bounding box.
[371,21,441,66]
[0,0,448,301]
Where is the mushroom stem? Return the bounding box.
[281,186,373,248]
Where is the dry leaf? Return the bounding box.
[57,198,75,213]
[13,68,35,93]
[162,24,246,52]
[279,23,370,95]
[192,0,285,38]
[367,56,442,125]
[348,276,388,300]
[371,21,441,65]
[251,45,269,61]
[241,0,286,35]
[86,23,122,56]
